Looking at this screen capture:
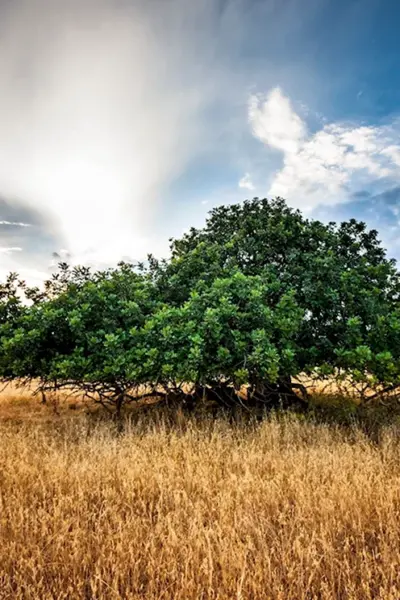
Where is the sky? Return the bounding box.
[1,0,400,283]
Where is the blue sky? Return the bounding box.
[1,0,400,283]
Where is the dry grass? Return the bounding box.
[1,396,400,599]
[0,385,86,423]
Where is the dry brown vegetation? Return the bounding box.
[1,392,400,599]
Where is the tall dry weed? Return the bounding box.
[0,409,400,599]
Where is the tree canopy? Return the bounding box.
[1,197,399,415]
[151,198,400,383]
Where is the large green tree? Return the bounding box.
[1,197,400,415]
[149,197,400,396]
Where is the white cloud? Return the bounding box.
[0,0,241,268]
[0,221,31,227]
[0,247,22,254]
[382,145,400,167]
[249,87,400,208]
[0,0,331,278]
[249,87,307,154]
[238,173,255,191]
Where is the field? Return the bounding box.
[1,391,400,599]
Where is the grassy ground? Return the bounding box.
[1,392,400,599]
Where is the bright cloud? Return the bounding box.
[0,0,237,267]
[0,221,31,227]
[238,173,255,191]
[249,87,400,208]
[249,88,307,154]
[0,247,22,254]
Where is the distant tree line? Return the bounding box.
[1,197,399,419]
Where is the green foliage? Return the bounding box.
[0,263,161,410]
[1,197,400,414]
[133,271,302,390]
[0,273,27,378]
[151,197,400,389]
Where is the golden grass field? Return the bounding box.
[1,389,400,599]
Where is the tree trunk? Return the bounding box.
[248,377,308,411]
[115,393,124,434]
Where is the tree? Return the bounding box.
[1,197,400,417]
[149,197,400,398]
[0,263,162,419]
